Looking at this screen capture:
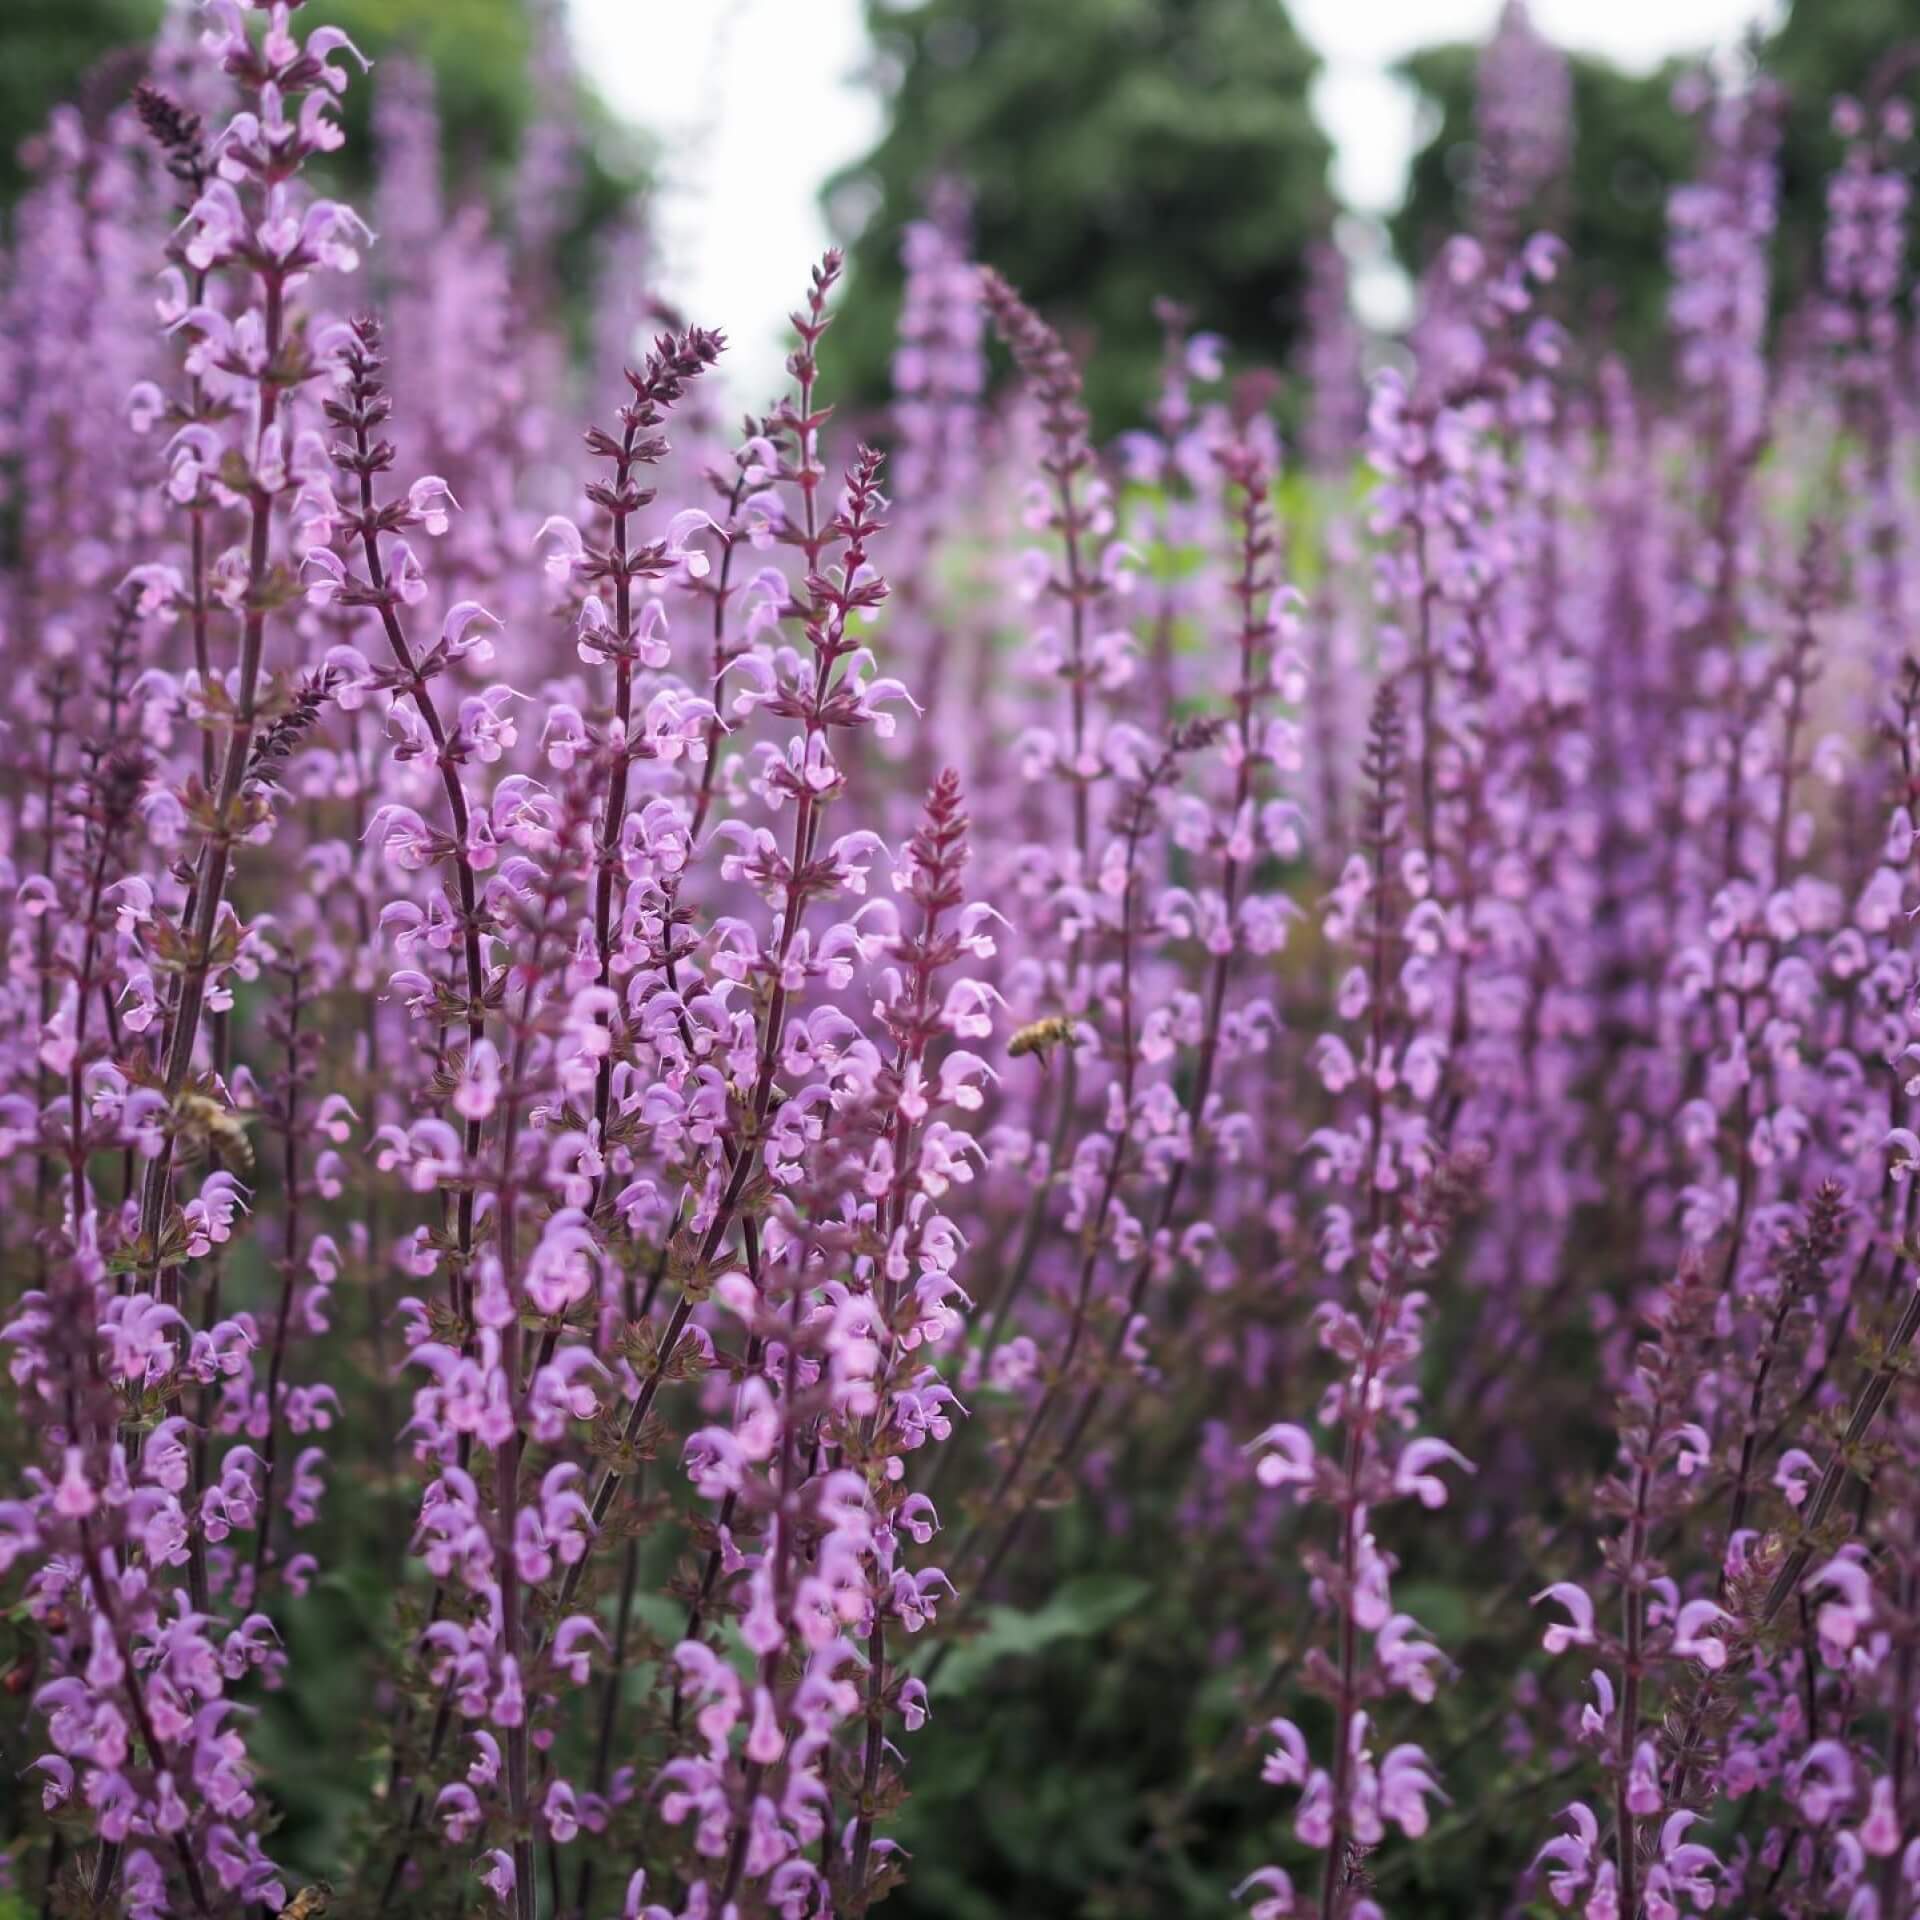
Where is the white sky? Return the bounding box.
[570,0,1785,397]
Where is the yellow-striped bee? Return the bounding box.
[174,1092,255,1174]
[1008,1015,1077,1062]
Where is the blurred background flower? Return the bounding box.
[25,0,1902,421]
[3,0,1850,414]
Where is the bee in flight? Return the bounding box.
[1008,1015,1077,1063]
[175,1091,255,1174]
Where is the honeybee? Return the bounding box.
[1007,1015,1077,1063]
[278,1889,333,1920]
[174,1092,255,1174]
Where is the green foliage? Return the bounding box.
[1391,41,1692,366]
[302,0,649,329]
[0,0,542,204]
[1393,0,1920,372]
[825,0,1335,427]
[0,0,646,270]
[1764,0,1920,298]
[307,0,537,180]
[0,0,162,201]
[924,1571,1153,1696]
[890,1534,1255,1918]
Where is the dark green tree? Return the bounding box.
[1763,0,1920,298]
[0,0,642,260]
[1391,41,1691,366]
[0,0,162,200]
[1393,1,1920,373]
[312,0,542,177]
[824,0,1335,427]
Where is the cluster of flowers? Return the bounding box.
[8,2,1920,1917]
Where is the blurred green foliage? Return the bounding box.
[1765,0,1920,295]
[1394,0,1920,373]
[1,0,528,182]
[312,0,539,175]
[823,0,1335,428]
[1392,42,1692,366]
[302,0,650,271]
[0,0,645,271]
[0,0,161,199]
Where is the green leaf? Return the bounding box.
[1392,1580,1475,1646]
[924,1572,1153,1697]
